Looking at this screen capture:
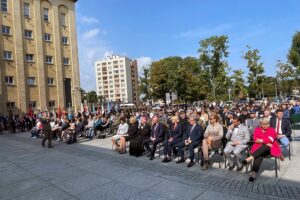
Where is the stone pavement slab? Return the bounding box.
[0,131,300,200]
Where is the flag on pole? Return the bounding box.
[101,103,104,115]
[92,103,95,113]
[97,104,101,115]
[80,103,84,113]
[107,101,111,114]
[28,105,33,118]
[57,106,61,118]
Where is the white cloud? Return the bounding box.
[82,28,101,40]
[78,29,113,91]
[175,23,233,39]
[78,15,99,24]
[136,56,152,77]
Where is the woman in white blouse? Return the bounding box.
[111,117,128,150]
[202,112,223,170]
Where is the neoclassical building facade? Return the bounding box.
[0,0,81,114]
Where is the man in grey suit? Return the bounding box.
[245,110,260,137]
[224,116,250,171]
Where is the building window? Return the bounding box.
[62,36,68,44]
[3,51,12,60]
[25,54,34,62]
[24,3,30,18]
[47,78,55,85]
[27,77,36,85]
[1,0,7,12]
[6,102,15,109]
[63,57,69,65]
[44,33,51,42]
[5,76,13,85]
[2,25,10,35]
[24,29,33,39]
[45,56,53,64]
[60,13,66,26]
[43,8,49,22]
[48,101,55,108]
[29,101,36,108]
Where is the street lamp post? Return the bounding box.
[275,81,278,98]
[228,88,232,101]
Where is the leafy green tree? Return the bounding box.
[139,68,151,102]
[149,57,182,102]
[173,57,205,103]
[276,61,294,96]
[231,70,247,99]
[243,45,265,98]
[287,32,300,88]
[85,91,98,103]
[288,32,300,70]
[261,76,277,97]
[198,35,230,100]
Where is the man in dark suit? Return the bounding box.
[143,115,164,160]
[270,109,291,159]
[41,111,53,148]
[175,115,204,167]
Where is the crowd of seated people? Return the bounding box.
[108,99,297,182]
[2,98,299,182]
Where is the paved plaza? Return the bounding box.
[0,131,300,200]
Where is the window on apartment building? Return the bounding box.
[45,56,53,64]
[43,8,49,22]
[25,54,34,62]
[44,33,51,42]
[27,77,36,85]
[48,101,55,108]
[60,13,66,26]
[1,0,7,12]
[62,36,68,44]
[6,102,15,109]
[2,25,10,35]
[47,78,55,85]
[24,3,30,18]
[63,57,70,65]
[24,29,33,39]
[5,76,13,85]
[29,101,36,108]
[3,51,12,60]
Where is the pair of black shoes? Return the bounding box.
[176,158,185,164]
[162,157,171,163]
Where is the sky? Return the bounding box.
[75,0,300,91]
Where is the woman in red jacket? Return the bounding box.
[242,117,281,182]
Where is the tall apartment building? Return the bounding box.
[95,55,139,103]
[0,0,81,114]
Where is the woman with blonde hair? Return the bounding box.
[201,112,223,170]
[242,117,281,182]
[118,116,138,154]
[162,116,183,162]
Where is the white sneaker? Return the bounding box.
[32,136,37,139]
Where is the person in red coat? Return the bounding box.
[242,117,281,182]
